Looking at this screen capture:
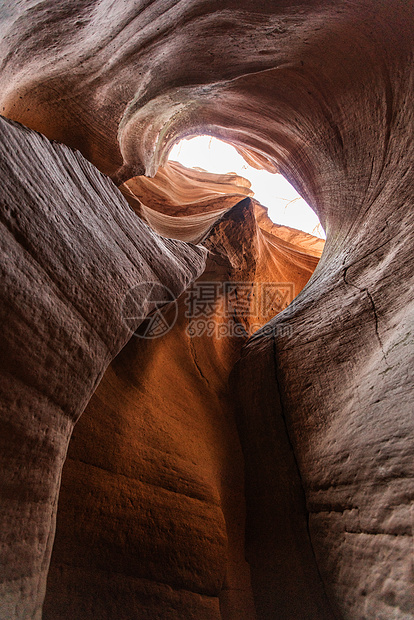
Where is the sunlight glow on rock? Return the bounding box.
[169,136,325,238]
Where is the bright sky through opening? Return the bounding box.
[169,136,325,239]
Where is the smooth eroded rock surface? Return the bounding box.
[0,116,206,620]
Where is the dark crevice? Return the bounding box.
[188,334,211,387]
[271,334,340,620]
[365,289,386,355]
[343,266,389,365]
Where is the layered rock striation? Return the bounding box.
[0,1,413,619]
[0,117,206,619]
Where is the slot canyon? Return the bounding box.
[0,2,413,619]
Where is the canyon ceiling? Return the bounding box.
[0,1,413,619]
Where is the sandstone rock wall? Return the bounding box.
[0,117,206,619]
[0,1,413,619]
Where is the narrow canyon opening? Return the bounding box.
[169,135,325,239]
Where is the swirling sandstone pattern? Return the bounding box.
[0,1,413,619]
[120,160,254,242]
[0,117,206,619]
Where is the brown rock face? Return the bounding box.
[235,196,414,618]
[0,1,413,620]
[122,160,253,215]
[0,117,206,619]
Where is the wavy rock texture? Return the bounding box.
[0,116,206,620]
[121,160,325,252]
[0,1,413,619]
[1,1,410,189]
[120,160,254,242]
[122,160,253,214]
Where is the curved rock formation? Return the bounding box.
[0,1,413,619]
[0,117,206,620]
[120,159,254,242]
[122,160,253,214]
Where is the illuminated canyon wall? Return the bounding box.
[0,1,413,619]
